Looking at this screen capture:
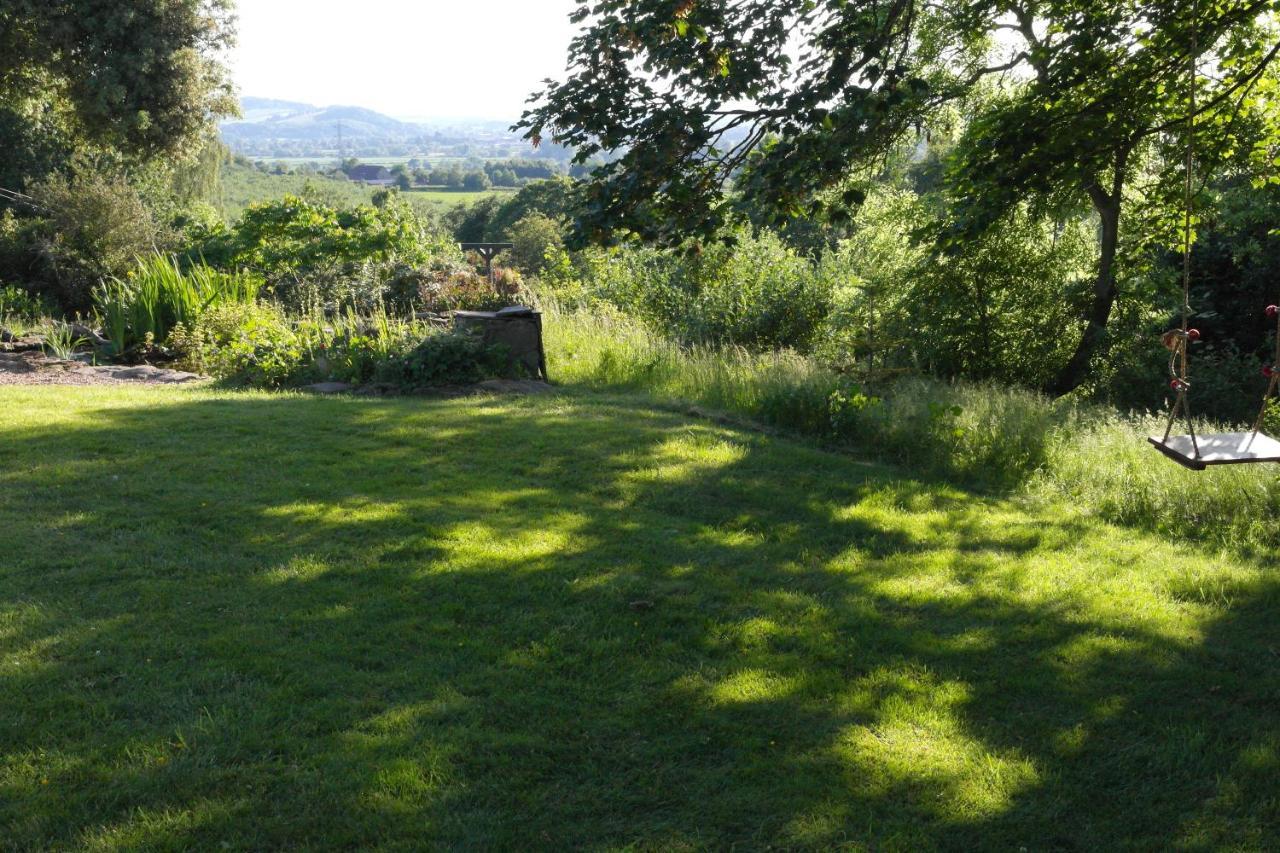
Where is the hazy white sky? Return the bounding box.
[230,0,581,120]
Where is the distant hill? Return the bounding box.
[236,97,317,121]
[220,96,559,161]
[221,98,419,144]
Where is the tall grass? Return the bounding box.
[544,304,1280,553]
[95,255,260,353]
[1037,413,1280,556]
[546,305,1058,486]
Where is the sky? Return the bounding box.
[229,0,581,121]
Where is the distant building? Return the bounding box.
[347,165,394,186]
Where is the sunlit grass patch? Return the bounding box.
[0,385,1276,848]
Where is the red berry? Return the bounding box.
[1186,328,1201,341]
[1268,305,1279,319]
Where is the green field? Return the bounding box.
[402,187,517,207]
[217,163,515,222]
[1,384,1276,848]
[254,156,475,168]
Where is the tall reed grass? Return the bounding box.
[544,304,1280,553]
[95,255,260,353]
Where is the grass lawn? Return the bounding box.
[1,386,1277,849]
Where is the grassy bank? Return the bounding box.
[1,386,1277,847]
[544,306,1280,555]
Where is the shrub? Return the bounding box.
[300,309,426,386]
[413,262,525,314]
[557,230,834,352]
[194,193,454,314]
[95,254,260,354]
[169,302,307,387]
[169,302,490,389]
[0,284,56,326]
[378,329,521,388]
[899,212,1095,388]
[26,169,164,313]
[503,213,565,277]
[812,190,926,373]
[0,211,50,302]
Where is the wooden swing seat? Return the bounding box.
[1148,431,1280,470]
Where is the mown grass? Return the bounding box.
[544,306,1280,556]
[1,385,1278,849]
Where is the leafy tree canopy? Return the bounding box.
[0,0,236,184]
[523,0,1277,242]
[522,0,1280,393]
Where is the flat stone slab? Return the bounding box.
[0,339,45,353]
[0,351,205,385]
[81,365,203,384]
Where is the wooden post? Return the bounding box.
[459,243,514,294]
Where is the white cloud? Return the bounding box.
[229,0,580,120]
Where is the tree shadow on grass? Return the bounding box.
[0,391,1276,849]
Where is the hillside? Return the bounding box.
[220,96,546,160]
[221,99,420,143]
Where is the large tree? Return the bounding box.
[0,0,236,187]
[521,0,1280,394]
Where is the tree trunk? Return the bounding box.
[1046,163,1126,397]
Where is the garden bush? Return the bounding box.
[542,230,834,352]
[94,254,259,354]
[377,330,523,388]
[0,283,55,327]
[169,302,308,387]
[24,169,166,313]
[502,213,565,278]
[190,193,455,314]
[408,261,527,314]
[170,302,514,390]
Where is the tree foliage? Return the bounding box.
[522,0,1280,392]
[0,0,236,167]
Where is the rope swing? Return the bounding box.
[1148,16,1280,469]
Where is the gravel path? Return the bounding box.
[0,352,205,386]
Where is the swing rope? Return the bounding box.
[1151,9,1280,466]
[1162,18,1201,456]
[1252,306,1280,435]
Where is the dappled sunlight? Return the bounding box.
[0,387,1276,847]
[259,554,334,584]
[433,518,584,573]
[618,431,750,490]
[341,700,467,816]
[836,667,1040,821]
[260,499,403,531]
[73,795,244,852]
[707,668,805,706]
